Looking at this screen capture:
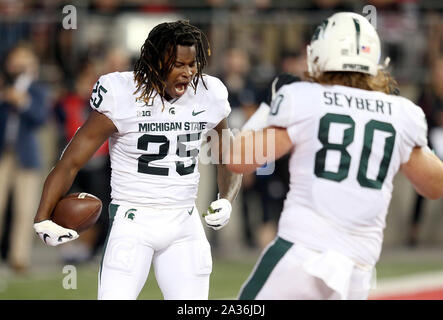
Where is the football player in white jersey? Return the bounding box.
[227,12,443,299]
[33,21,242,299]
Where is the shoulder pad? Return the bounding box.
[265,73,301,105]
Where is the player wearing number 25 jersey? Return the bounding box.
[92,71,230,209]
[229,12,443,300]
[33,21,242,300]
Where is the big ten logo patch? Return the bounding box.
[137,110,152,118]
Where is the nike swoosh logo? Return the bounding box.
[207,223,222,227]
[192,110,205,116]
[187,207,194,215]
[43,233,50,243]
[58,233,73,242]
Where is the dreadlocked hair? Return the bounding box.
[133,20,211,108]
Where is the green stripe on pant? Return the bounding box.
[239,237,293,299]
[99,203,119,283]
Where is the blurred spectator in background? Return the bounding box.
[0,0,30,62]
[53,47,130,263]
[138,0,176,13]
[101,47,132,76]
[367,0,425,84]
[77,0,122,70]
[89,0,121,14]
[54,24,78,92]
[303,0,354,21]
[307,0,354,11]
[279,50,308,79]
[220,48,258,129]
[252,50,308,250]
[0,43,48,273]
[218,47,260,248]
[408,55,443,247]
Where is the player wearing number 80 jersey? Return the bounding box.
[229,12,443,300]
[266,81,426,266]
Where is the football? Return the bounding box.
[51,192,102,233]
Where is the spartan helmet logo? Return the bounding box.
[124,209,137,220]
[169,107,175,115]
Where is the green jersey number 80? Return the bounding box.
[314,113,396,190]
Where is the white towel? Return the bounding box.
[302,250,355,300]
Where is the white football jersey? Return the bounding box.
[267,81,427,266]
[90,71,230,208]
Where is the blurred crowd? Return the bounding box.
[0,0,442,274]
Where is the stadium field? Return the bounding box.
[1,250,443,300]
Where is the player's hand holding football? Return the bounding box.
[33,220,79,246]
[203,198,232,230]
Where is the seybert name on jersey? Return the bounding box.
[323,91,392,116]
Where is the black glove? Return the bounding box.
[264,73,301,106]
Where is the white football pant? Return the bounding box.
[98,203,212,300]
[238,237,374,300]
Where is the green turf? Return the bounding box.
[375,260,443,279]
[1,257,443,300]
[0,258,256,300]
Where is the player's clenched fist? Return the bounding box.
[203,198,232,230]
[33,220,79,246]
